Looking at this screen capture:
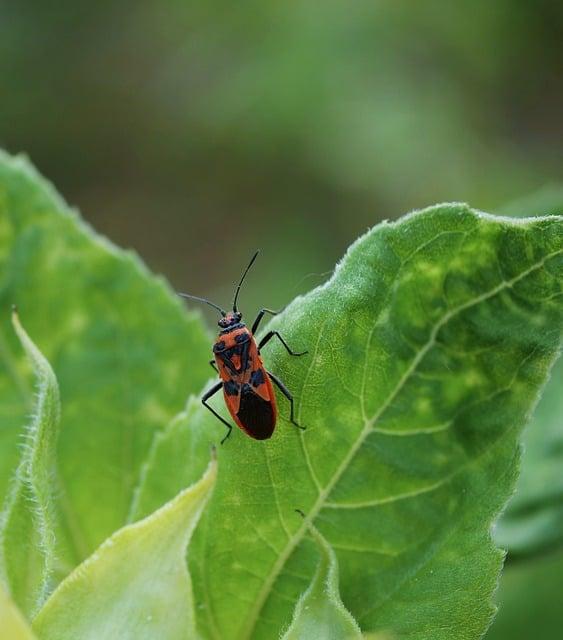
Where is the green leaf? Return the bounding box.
[282,515,361,640]
[0,150,211,572]
[0,581,38,640]
[157,205,560,639]
[0,310,60,618]
[32,454,217,640]
[494,355,563,556]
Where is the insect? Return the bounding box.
[179,251,308,444]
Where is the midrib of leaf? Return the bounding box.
[356,343,548,624]
[324,343,541,513]
[239,246,562,640]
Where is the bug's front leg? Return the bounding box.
[251,307,282,335]
[209,359,218,373]
[202,382,233,444]
[259,331,308,357]
[267,371,305,431]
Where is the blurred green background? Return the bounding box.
[2,1,562,310]
[1,1,562,638]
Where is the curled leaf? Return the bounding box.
[32,454,217,640]
[0,310,60,617]
[282,512,361,640]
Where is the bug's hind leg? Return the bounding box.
[202,382,233,444]
[267,371,305,431]
[259,331,308,357]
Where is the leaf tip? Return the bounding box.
[10,306,24,338]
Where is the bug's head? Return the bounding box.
[218,311,242,328]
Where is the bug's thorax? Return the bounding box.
[214,325,251,349]
[213,325,257,377]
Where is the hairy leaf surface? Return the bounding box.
[32,456,217,640]
[0,151,211,571]
[0,311,60,617]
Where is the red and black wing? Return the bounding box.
[215,332,277,440]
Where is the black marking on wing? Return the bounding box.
[223,380,239,396]
[218,352,238,376]
[237,383,275,440]
[219,339,252,375]
[213,340,226,353]
[224,345,240,358]
[250,368,265,387]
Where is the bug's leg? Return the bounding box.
[209,359,218,373]
[259,331,308,356]
[251,307,283,335]
[202,382,233,444]
[267,371,305,431]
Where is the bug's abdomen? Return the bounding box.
[236,383,275,440]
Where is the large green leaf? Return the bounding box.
[0,151,211,571]
[32,455,217,640]
[134,205,562,639]
[0,311,60,618]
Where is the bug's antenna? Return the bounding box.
[178,293,226,317]
[233,250,259,312]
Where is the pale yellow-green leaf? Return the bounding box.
[32,455,217,640]
[0,582,37,640]
[0,150,211,573]
[282,517,361,640]
[0,310,60,618]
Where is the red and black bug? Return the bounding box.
[179,251,307,444]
